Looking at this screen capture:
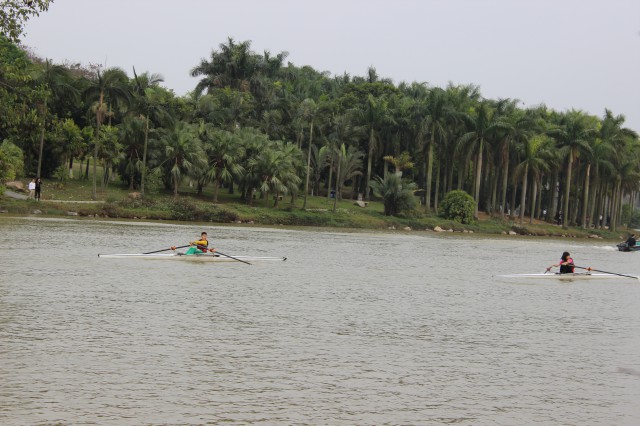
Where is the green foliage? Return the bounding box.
[144,167,164,195]
[0,1,52,43]
[0,140,24,181]
[167,197,201,221]
[370,174,417,216]
[440,190,475,224]
[621,204,639,227]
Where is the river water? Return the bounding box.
[1,216,639,425]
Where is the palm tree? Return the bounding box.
[327,112,360,201]
[83,67,130,199]
[357,94,393,201]
[53,118,84,178]
[33,59,78,178]
[201,126,245,202]
[131,68,172,195]
[254,141,301,207]
[513,135,551,223]
[383,151,414,177]
[159,122,205,197]
[370,174,417,216]
[332,143,364,212]
[457,101,495,219]
[420,88,452,210]
[549,110,596,227]
[298,98,319,209]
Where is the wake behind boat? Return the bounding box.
[98,252,287,262]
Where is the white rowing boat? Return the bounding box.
[98,253,287,262]
[498,272,639,280]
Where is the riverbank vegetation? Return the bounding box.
[1,33,639,236]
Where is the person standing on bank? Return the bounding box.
[546,252,575,274]
[35,177,42,201]
[28,178,36,199]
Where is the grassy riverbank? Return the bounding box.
[0,177,629,242]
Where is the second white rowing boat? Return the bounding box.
[98,253,287,262]
[498,272,638,280]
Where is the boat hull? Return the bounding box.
[616,242,640,252]
[498,273,638,280]
[98,253,287,262]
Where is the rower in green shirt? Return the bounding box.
[185,231,214,255]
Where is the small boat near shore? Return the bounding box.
[498,272,639,281]
[98,253,287,262]
[616,242,640,252]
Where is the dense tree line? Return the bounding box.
[1,35,639,230]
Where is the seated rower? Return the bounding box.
[625,234,636,250]
[546,251,575,274]
[185,231,214,255]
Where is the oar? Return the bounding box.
[574,265,639,280]
[143,244,190,254]
[211,249,251,265]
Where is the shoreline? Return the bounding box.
[1,181,631,243]
[0,201,626,244]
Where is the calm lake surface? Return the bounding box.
[1,216,639,425]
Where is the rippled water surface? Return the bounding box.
[1,216,639,425]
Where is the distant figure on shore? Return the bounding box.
[28,178,36,199]
[554,211,562,225]
[35,177,42,201]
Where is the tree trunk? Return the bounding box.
[141,116,149,195]
[581,163,591,228]
[519,164,528,224]
[434,160,440,212]
[37,98,47,178]
[425,132,435,210]
[473,139,484,219]
[302,121,314,209]
[365,128,374,201]
[500,150,509,218]
[333,149,342,213]
[562,150,574,228]
[213,179,220,203]
[529,177,538,224]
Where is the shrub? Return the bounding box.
[169,198,201,221]
[370,174,417,216]
[439,190,475,224]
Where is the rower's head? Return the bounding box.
[562,251,570,261]
[201,231,208,240]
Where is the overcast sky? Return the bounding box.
[22,0,640,131]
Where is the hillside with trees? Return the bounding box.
[1,35,639,231]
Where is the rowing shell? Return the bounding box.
[98,253,287,262]
[498,272,639,280]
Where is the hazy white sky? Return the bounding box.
[22,0,640,131]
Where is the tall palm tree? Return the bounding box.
[131,68,172,195]
[457,101,496,219]
[159,122,205,197]
[357,94,393,201]
[332,143,364,211]
[513,135,551,223]
[33,59,78,178]
[201,126,245,202]
[549,110,596,227]
[420,87,452,210]
[83,67,130,199]
[298,98,319,209]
